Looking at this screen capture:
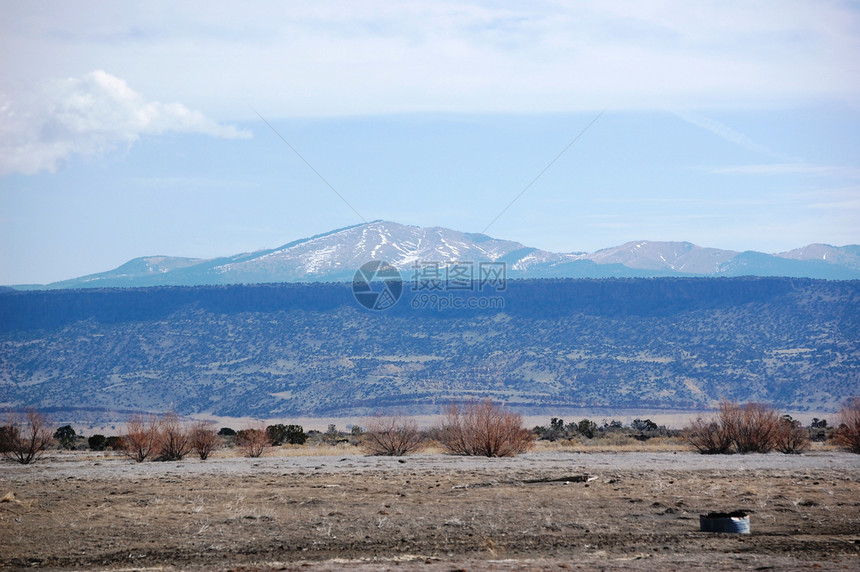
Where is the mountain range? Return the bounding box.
[14,221,860,289]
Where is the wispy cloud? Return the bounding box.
[794,185,860,210]
[675,111,779,157]
[593,195,775,207]
[127,176,261,189]
[0,70,251,175]
[4,1,859,118]
[710,163,860,177]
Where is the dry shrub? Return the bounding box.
[437,400,534,457]
[727,401,781,453]
[361,414,425,456]
[124,414,159,463]
[0,409,53,465]
[684,417,734,455]
[774,416,810,454]
[834,397,860,454]
[156,412,192,461]
[125,413,213,462]
[237,422,271,458]
[685,401,785,455]
[190,421,219,460]
[0,427,13,454]
[105,436,127,451]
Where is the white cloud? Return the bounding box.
[2,1,859,119]
[0,70,251,175]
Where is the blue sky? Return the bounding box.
[1,1,858,284]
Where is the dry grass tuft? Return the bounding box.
[534,436,685,453]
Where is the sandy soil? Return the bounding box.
[1,451,859,571]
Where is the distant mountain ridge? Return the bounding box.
[2,278,857,420]
[14,221,860,289]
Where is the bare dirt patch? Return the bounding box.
[1,452,859,570]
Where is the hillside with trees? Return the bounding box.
[0,277,857,422]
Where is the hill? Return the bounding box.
[1,277,857,422]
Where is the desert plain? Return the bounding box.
[1,448,859,571]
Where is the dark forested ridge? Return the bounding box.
[1,277,857,422]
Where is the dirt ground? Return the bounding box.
[1,450,859,571]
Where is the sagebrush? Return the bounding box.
[237,422,271,458]
[157,412,192,461]
[437,400,534,457]
[834,397,860,454]
[124,415,160,463]
[1,409,53,464]
[685,401,797,455]
[361,415,425,456]
[190,421,219,460]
